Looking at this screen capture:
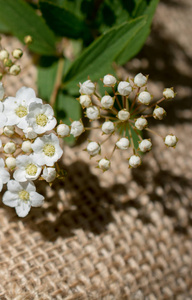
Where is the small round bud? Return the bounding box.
[116,137,130,150]
[129,155,141,168]
[102,121,115,134]
[163,88,175,99]
[24,35,33,44]
[12,48,23,59]
[56,124,70,137]
[98,158,110,171]
[135,117,148,130]
[139,139,152,152]
[86,106,100,120]
[79,95,92,107]
[21,140,32,152]
[164,135,177,147]
[101,95,114,109]
[0,49,9,61]
[5,157,16,169]
[117,81,132,96]
[87,142,100,156]
[4,141,16,154]
[4,58,13,67]
[138,91,152,105]
[3,126,15,137]
[134,73,147,87]
[117,109,130,121]
[0,82,5,101]
[9,65,21,75]
[103,74,116,87]
[70,120,84,137]
[24,127,37,139]
[42,167,56,183]
[153,106,166,120]
[79,80,95,95]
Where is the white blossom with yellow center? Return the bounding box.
[2,180,44,218]
[13,155,42,182]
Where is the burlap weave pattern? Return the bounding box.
[0,1,192,299]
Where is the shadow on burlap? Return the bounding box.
[0,1,192,299]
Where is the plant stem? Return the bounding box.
[50,58,64,108]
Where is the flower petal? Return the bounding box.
[16,87,36,101]
[3,191,18,207]
[30,192,44,207]
[15,201,31,217]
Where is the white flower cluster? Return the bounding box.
[60,74,177,171]
[0,85,64,217]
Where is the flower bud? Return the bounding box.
[117,81,132,96]
[116,137,129,150]
[12,48,23,59]
[164,135,177,147]
[139,139,152,152]
[101,95,114,109]
[98,158,110,171]
[86,106,100,120]
[56,124,70,137]
[0,82,5,101]
[24,127,37,139]
[163,88,175,99]
[4,58,13,67]
[153,106,166,120]
[87,142,100,156]
[3,125,15,137]
[21,140,32,152]
[0,49,9,61]
[24,35,33,44]
[9,65,21,75]
[79,80,95,95]
[102,121,115,134]
[103,74,116,87]
[4,141,16,154]
[138,91,152,105]
[134,73,147,87]
[5,157,16,169]
[129,155,141,168]
[135,117,148,130]
[42,167,56,183]
[79,95,92,107]
[117,109,130,121]
[70,120,84,137]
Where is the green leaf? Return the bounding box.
[39,0,90,40]
[0,0,56,55]
[116,0,159,64]
[63,17,146,91]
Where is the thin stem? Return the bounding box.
[85,127,100,130]
[100,114,117,120]
[130,124,143,141]
[100,133,113,145]
[127,123,135,154]
[112,87,122,110]
[130,87,139,111]
[145,127,163,138]
[50,58,64,107]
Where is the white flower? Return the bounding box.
[103,74,116,87]
[79,80,95,95]
[9,65,21,75]
[0,49,9,60]
[31,133,63,166]
[129,155,141,168]
[42,167,56,183]
[98,158,110,171]
[135,117,148,130]
[163,88,175,99]
[87,142,100,156]
[116,137,129,150]
[13,155,42,182]
[117,109,130,121]
[23,127,37,139]
[70,120,84,137]
[86,106,100,120]
[56,124,70,137]
[153,106,166,120]
[79,95,92,107]
[138,91,152,105]
[0,101,7,128]
[4,141,16,154]
[21,140,32,152]
[117,81,132,96]
[102,121,115,134]
[0,158,10,191]
[5,157,16,169]
[139,139,152,152]
[2,180,44,218]
[134,73,147,87]
[0,82,5,100]
[3,87,42,129]
[164,135,177,147]
[101,95,114,109]
[26,103,57,134]
[3,125,15,137]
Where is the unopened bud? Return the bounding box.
[21,140,32,152]
[163,88,175,99]
[164,135,177,147]
[117,109,130,121]
[24,35,33,44]
[138,91,152,105]
[135,117,148,130]
[9,65,21,75]
[101,95,114,109]
[24,127,37,139]
[70,120,84,137]
[129,155,141,168]
[5,157,16,169]
[102,121,115,134]
[4,141,16,154]
[4,58,13,67]
[42,167,56,183]
[134,73,148,87]
[0,49,9,61]
[117,81,132,96]
[56,124,70,137]
[79,80,95,95]
[116,137,129,150]
[12,48,23,59]
[87,141,100,156]
[98,158,110,171]
[79,95,92,107]
[153,106,166,120]
[86,106,100,120]
[139,139,152,152]
[103,74,116,87]
[3,126,15,137]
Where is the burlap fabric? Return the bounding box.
[0,1,192,299]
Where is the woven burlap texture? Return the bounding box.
[0,1,192,299]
